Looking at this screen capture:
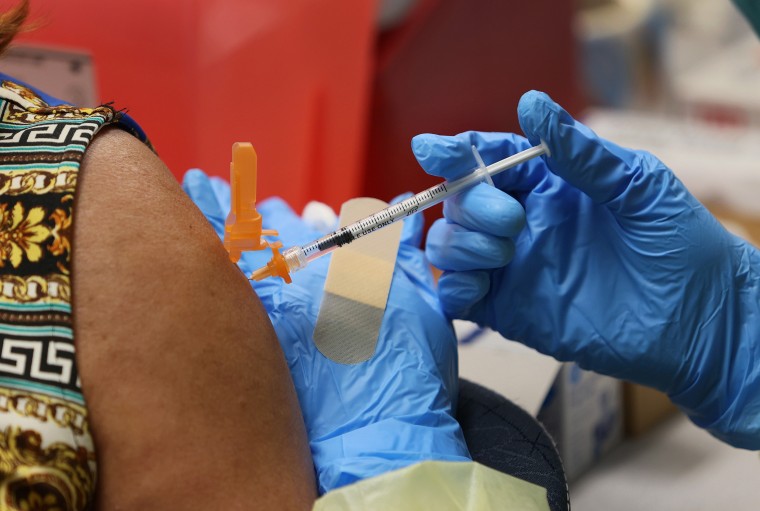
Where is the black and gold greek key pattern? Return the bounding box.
[0,77,149,510]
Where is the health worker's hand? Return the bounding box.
[182,170,470,493]
[415,91,760,449]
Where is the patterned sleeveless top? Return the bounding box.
[0,77,149,510]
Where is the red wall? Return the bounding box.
[17,1,581,214]
[364,0,584,208]
[18,0,377,211]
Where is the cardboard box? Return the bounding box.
[623,383,678,437]
[456,322,623,481]
[707,203,760,248]
[537,364,623,481]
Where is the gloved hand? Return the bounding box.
[415,91,760,449]
[182,170,470,493]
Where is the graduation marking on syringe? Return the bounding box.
[250,142,550,281]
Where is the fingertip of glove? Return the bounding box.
[208,176,231,209]
[411,133,472,178]
[209,175,229,188]
[259,196,292,211]
[517,91,554,143]
[438,271,490,319]
[181,168,209,189]
[411,133,442,169]
[411,133,432,156]
[518,91,582,165]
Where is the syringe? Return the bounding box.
[250,142,549,282]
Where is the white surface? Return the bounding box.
[456,321,561,416]
[670,35,760,115]
[584,109,760,215]
[571,414,760,510]
[456,324,760,509]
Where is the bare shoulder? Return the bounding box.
[77,127,223,262]
[74,126,257,357]
[73,128,315,510]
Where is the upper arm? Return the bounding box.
[73,128,315,510]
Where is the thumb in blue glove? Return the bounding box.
[415,91,760,449]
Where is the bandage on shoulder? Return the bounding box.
[314,198,403,364]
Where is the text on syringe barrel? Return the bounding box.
[282,144,547,272]
[299,176,476,260]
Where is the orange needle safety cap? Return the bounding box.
[224,142,277,263]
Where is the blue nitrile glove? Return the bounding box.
[414,91,760,449]
[182,170,470,493]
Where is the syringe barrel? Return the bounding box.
[285,143,548,274]
[290,176,478,269]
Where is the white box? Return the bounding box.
[537,363,623,481]
[456,321,623,481]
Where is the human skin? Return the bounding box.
[72,128,316,510]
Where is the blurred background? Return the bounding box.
[5,0,759,508]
